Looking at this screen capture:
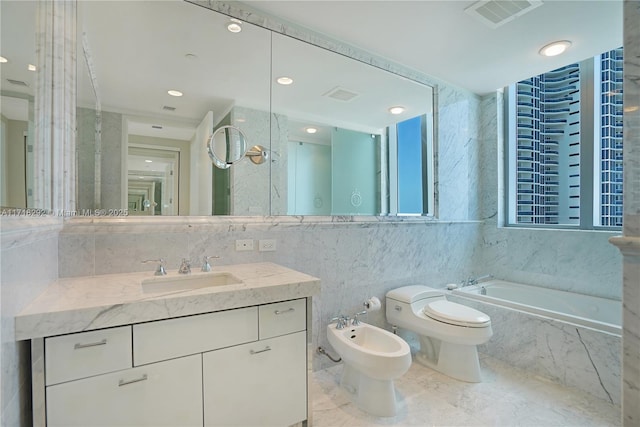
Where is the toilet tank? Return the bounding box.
[385,285,444,326]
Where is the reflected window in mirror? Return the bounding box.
[394,115,431,215]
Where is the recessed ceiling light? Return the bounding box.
[539,40,572,57]
[389,106,405,115]
[0,56,7,63]
[305,127,318,134]
[276,76,294,85]
[145,159,153,163]
[167,89,183,97]
[227,18,242,33]
[28,64,36,71]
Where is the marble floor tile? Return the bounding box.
[311,355,620,427]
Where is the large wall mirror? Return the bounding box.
[0,0,435,217]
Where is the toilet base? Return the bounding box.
[340,364,399,417]
[416,337,482,383]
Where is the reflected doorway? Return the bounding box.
[127,146,179,215]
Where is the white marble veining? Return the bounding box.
[15,262,320,340]
[311,356,621,426]
[448,293,621,406]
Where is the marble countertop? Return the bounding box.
[15,262,320,341]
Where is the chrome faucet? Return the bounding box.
[351,310,367,326]
[331,315,349,329]
[201,255,220,272]
[142,258,167,276]
[462,274,493,287]
[178,258,192,274]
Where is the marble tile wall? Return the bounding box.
[57,216,482,371]
[0,218,61,426]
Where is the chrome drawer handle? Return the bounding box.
[118,374,148,387]
[74,339,107,349]
[274,308,295,315]
[250,346,271,355]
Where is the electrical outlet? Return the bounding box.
[235,239,254,251]
[258,239,276,252]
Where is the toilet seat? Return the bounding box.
[423,300,490,328]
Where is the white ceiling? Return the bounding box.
[243,0,624,95]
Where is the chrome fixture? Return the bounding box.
[246,145,269,165]
[331,315,349,329]
[178,258,192,275]
[201,255,220,272]
[481,286,487,295]
[316,346,341,363]
[142,258,167,276]
[351,310,367,326]
[462,274,493,287]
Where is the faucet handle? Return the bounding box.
[330,315,348,329]
[142,258,167,276]
[352,310,367,326]
[201,255,220,272]
[179,258,192,274]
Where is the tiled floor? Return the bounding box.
[311,355,621,426]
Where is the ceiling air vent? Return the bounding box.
[162,105,176,111]
[7,79,28,87]
[323,86,360,102]
[465,0,543,29]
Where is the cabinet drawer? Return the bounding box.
[45,326,132,386]
[259,298,306,339]
[133,306,258,366]
[47,354,203,427]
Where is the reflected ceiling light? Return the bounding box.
[305,127,318,134]
[389,106,405,115]
[227,18,242,33]
[144,159,153,163]
[624,106,639,113]
[28,64,36,71]
[276,76,294,85]
[167,89,183,97]
[0,56,7,63]
[539,40,572,57]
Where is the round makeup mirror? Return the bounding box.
[207,125,248,169]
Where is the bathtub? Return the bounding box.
[449,280,621,405]
[452,280,621,335]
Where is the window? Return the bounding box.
[506,47,623,229]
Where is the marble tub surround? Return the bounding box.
[448,294,621,406]
[15,262,320,340]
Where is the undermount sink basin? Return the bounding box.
[141,272,243,293]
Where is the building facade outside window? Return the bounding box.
[506,47,623,229]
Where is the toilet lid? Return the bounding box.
[423,300,491,327]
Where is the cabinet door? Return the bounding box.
[46,354,202,427]
[203,331,307,426]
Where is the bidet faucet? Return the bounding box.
[331,315,349,329]
[351,310,367,326]
[142,258,167,276]
[178,258,192,274]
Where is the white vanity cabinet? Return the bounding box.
[39,298,309,427]
[203,299,308,426]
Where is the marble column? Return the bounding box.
[609,1,640,426]
[33,0,76,212]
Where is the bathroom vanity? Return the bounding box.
[15,262,320,427]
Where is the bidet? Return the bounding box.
[327,321,410,416]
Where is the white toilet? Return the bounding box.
[386,285,492,382]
